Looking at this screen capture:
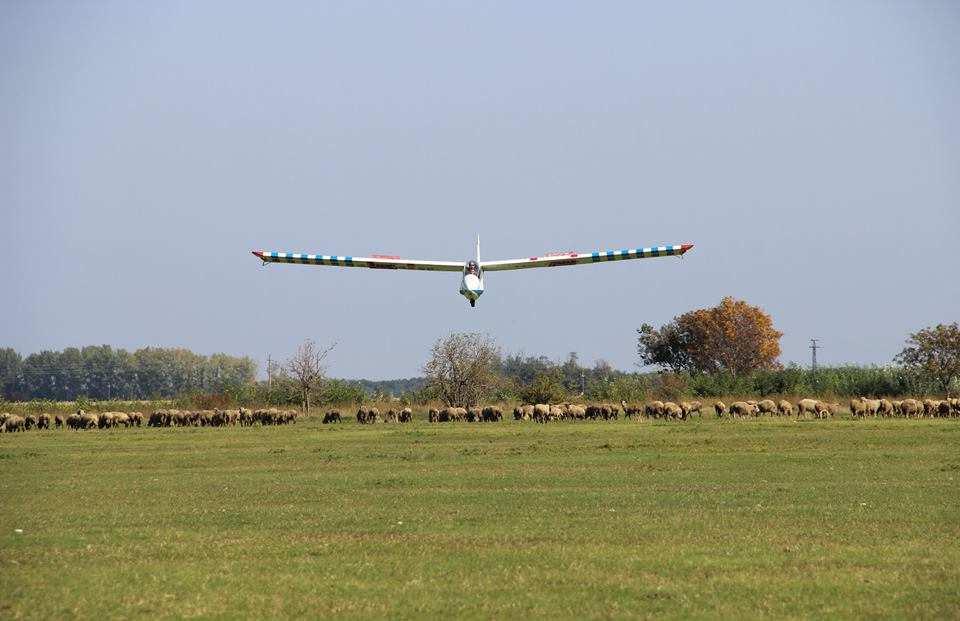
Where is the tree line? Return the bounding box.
[3,300,956,406]
[0,346,256,401]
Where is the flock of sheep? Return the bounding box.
[0,408,300,432]
[3,397,959,433]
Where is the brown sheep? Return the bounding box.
[878,399,894,418]
[114,412,130,428]
[4,415,25,433]
[481,406,502,422]
[428,408,439,423]
[54,414,65,429]
[467,407,483,423]
[900,399,920,418]
[99,412,115,429]
[714,401,726,417]
[777,400,793,416]
[848,398,868,419]
[662,402,683,419]
[399,408,413,423]
[680,401,703,418]
[80,412,99,429]
[323,411,342,424]
[533,404,550,423]
[24,414,38,430]
[814,401,833,419]
[729,401,755,418]
[37,413,52,430]
[860,398,881,417]
[757,399,777,416]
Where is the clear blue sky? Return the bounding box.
[2,1,958,379]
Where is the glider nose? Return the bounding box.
[679,243,694,254]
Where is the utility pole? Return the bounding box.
[266,354,273,388]
[809,339,820,373]
[580,370,585,396]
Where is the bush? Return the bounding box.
[520,372,567,404]
[649,373,687,402]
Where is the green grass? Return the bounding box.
[1,418,958,619]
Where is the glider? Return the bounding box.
[252,238,694,307]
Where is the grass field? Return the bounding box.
[1,417,958,619]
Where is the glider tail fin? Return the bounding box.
[476,235,480,265]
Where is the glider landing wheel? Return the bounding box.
[470,300,476,308]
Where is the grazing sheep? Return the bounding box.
[467,407,483,423]
[399,407,413,423]
[567,405,587,420]
[848,398,868,419]
[481,406,502,422]
[861,398,881,417]
[644,401,665,419]
[36,413,52,430]
[680,401,702,418]
[438,407,466,422]
[4,415,25,433]
[533,404,550,423]
[662,402,683,419]
[357,407,381,424]
[513,406,525,420]
[936,400,951,418]
[757,399,777,416]
[322,411,342,424]
[729,401,755,418]
[113,412,130,428]
[428,408,439,423]
[24,414,38,430]
[714,401,726,417]
[777,400,793,416]
[128,411,144,427]
[80,412,99,429]
[54,414,65,429]
[899,399,920,418]
[814,401,833,419]
[384,409,399,423]
[878,399,894,418]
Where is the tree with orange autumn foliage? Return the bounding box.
[638,297,782,376]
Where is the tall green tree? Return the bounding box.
[895,322,960,393]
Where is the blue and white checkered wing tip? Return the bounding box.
[252,250,463,272]
[480,243,693,271]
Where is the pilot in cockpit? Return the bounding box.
[466,260,479,275]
